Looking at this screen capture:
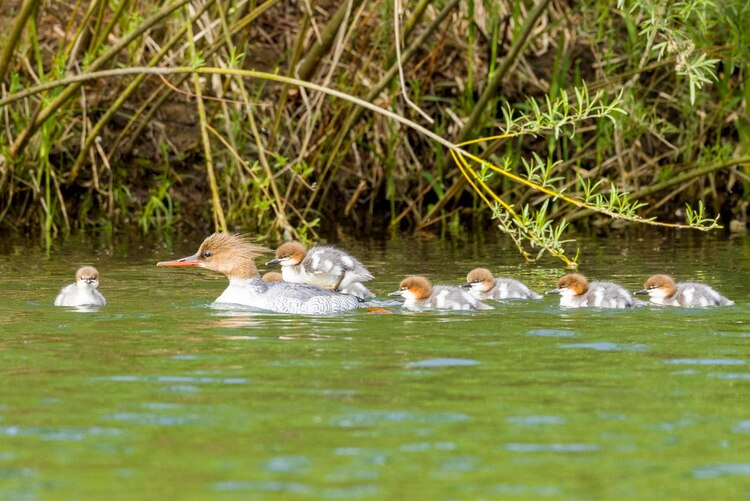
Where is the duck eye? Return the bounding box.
[203,250,213,258]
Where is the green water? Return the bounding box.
[0,232,748,499]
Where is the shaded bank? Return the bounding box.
[0,0,747,255]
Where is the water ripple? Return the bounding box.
[160,385,200,393]
[709,373,750,379]
[506,416,566,425]
[213,481,313,493]
[505,443,600,453]
[559,342,647,352]
[441,456,478,472]
[732,420,750,433]
[693,463,750,479]
[323,485,380,497]
[400,442,456,452]
[105,413,198,426]
[265,456,309,472]
[332,410,469,427]
[0,426,121,441]
[0,468,35,479]
[526,329,576,338]
[406,358,480,368]
[94,375,248,384]
[490,484,560,496]
[664,359,745,366]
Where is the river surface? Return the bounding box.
[0,231,748,499]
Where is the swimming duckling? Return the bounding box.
[388,276,492,311]
[461,268,541,300]
[634,274,733,307]
[546,273,638,309]
[54,266,107,307]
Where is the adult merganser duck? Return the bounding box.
[157,233,361,314]
[265,241,374,298]
[461,268,542,300]
[634,274,734,307]
[388,276,492,311]
[54,266,107,306]
[546,273,638,309]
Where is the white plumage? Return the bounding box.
[54,266,107,307]
[389,276,492,311]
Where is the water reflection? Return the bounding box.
[60,305,104,314]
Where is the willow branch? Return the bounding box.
[0,65,724,232]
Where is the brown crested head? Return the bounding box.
[466,268,494,287]
[261,271,283,282]
[556,273,589,295]
[399,275,432,300]
[274,241,307,265]
[643,274,676,295]
[195,233,270,279]
[76,266,99,282]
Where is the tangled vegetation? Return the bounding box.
[0,0,748,264]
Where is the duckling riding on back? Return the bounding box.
[266,241,374,299]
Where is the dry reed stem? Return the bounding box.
[185,8,226,232]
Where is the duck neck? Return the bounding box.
[224,259,260,280]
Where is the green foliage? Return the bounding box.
[0,0,745,259]
[138,144,175,233]
[685,200,721,229]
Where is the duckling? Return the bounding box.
[546,273,638,309]
[388,276,492,311]
[266,241,373,299]
[54,266,107,307]
[635,274,733,307]
[462,267,541,300]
